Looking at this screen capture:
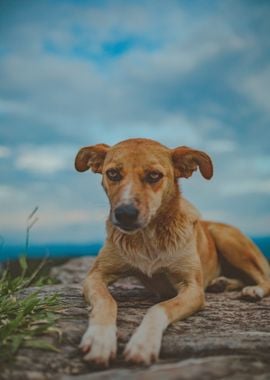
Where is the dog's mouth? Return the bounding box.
[113,222,141,234]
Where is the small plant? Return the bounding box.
[0,208,61,363]
[0,257,61,362]
[24,206,39,254]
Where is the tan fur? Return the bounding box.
[75,138,270,366]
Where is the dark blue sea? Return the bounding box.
[0,242,102,262]
[1,237,270,262]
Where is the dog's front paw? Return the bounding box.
[79,324,117,366]
[124,329,161,366]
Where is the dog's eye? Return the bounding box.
[106,169,122,181]
[145,171,163,184]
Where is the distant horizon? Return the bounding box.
[1,236,270,261]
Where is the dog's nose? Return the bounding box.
[114,204,139,229]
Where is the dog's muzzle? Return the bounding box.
[112,204,140,232]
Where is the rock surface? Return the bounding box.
[2,257,270,380]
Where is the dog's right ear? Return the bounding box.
[75,144,110,173]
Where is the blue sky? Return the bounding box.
[0,0,270,246]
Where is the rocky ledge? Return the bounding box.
[2,257,270,380]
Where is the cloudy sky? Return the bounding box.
[0,0,270,247]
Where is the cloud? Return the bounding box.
[0,203,108,245]
[0,185,20,200]
[236,66,270,115]
[0,0,270,243]
[205,139,237,154]
[0,146,11,158]
[221,179,270,196]
[0,0,252,134]
[220,155,270,178]
[14,145,75,174]
[39,208,107,228]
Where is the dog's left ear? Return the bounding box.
[75,144,110,173]
[171,146,213,179]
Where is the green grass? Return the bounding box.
[0,255,61,363]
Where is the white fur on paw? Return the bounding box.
[124,306,168,365]
[241,286,264,300]
[124,328,162,365]
[79,324,117,366]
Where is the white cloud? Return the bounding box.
[206,139,237,154]
[224,155,270,177]
[15,145,75,174]
[0,169,109,244]
[221,179,270,196]
[38,208,107,228]
[0,185,20,200]
[252,156,270,175]
[0,146,11,158]
[235,66,270,114]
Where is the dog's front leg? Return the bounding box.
[124,278,204,365]
[79,269,118,366]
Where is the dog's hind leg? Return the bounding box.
[207,276,244,293]
[206,221,270,301]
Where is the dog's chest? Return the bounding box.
[118,237,187,277]
[111,221,195,277]
[127,249,174,277]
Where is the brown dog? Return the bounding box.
[75,138,270,366]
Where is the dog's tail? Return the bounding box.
[205,221,270,283]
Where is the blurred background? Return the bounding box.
[0,0,270,261]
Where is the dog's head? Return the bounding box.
[75,138,213,233]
